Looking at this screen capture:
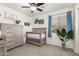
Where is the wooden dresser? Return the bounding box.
[0,36,7,56]
[0,23,24,50]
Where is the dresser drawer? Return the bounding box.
[3,25,14,31]
[4,29,14,32]
[1,24,14,31]
[5,31,13,33]
[5,34,14,38]
[4,27,14,31]
[5,26,13,29]
[4,31,14,37]
[6,38,14,47]
[5,37,14,41]
[6,41,14,47]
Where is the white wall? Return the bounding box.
[74,4,79,54]
[0,4,32,43]
[31,7,75,49]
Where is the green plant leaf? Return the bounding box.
[57,29,61,36]
[61,28,67,37]
[67,30,73,39]
[60,38,64,41]
[57,29,64,41]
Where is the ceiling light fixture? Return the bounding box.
[30,6,36,11]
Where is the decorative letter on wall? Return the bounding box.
[67,11,72,31]
[34,18,38,24]
[48,15,52,37]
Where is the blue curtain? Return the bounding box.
[67,11,72,31]
[67,11,74,39]
[48,15,52,37]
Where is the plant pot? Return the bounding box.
[16,22,20,24]
[15,20,21,24]
[62,41,66,48]
[16,23,20,24]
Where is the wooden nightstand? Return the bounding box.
[0,36,7,56]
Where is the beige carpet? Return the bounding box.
[7,44,79,56]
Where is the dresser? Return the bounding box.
[0,23,24,50]
[0,36,7,56]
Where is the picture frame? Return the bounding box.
[24,22,30,26]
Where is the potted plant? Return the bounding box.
[15,20,21,24]
[56,28,73,48]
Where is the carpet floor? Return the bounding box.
[7,44,79,56]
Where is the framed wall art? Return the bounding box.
[34,18,44,24]
[24,22,30,26]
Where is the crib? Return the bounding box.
[26,28,46,46]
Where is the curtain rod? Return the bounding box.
[51,11,72,17]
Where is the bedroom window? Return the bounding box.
[52,13,67,32]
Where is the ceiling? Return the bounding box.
[0,3,75,16]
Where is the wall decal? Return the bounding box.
[34,18,38,24]
[38,19,44,24]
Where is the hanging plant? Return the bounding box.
[15,20,21,24]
